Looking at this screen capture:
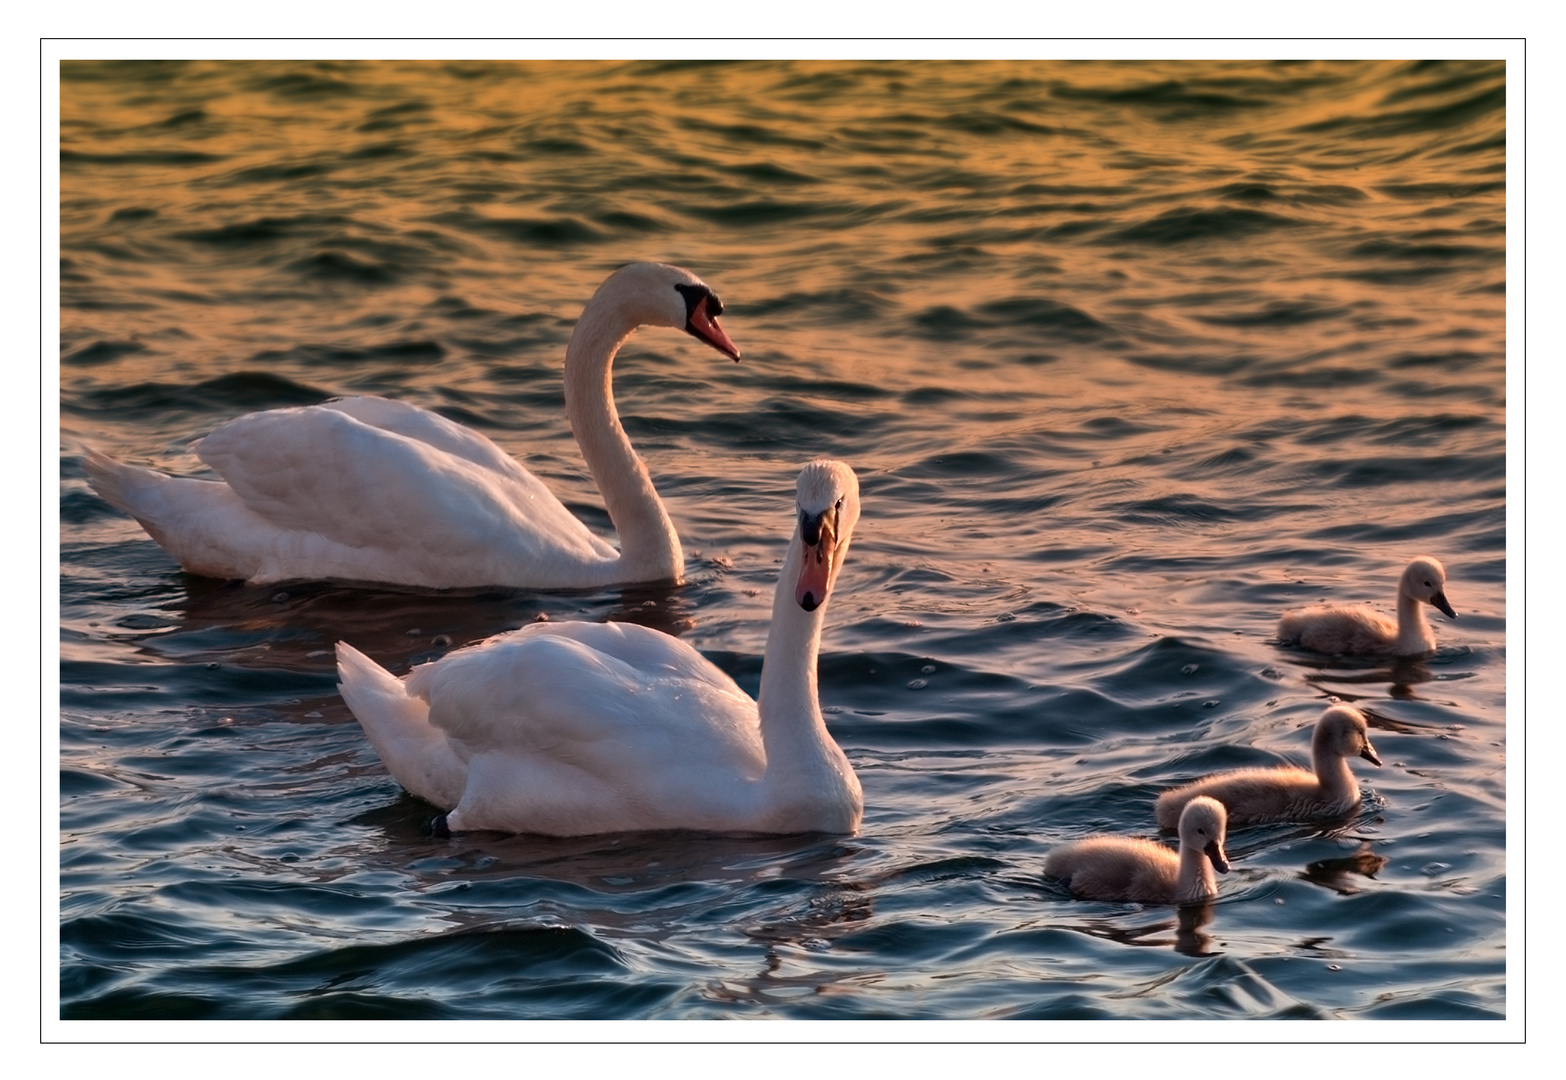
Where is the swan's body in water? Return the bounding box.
[1045,797,1230,905]
[1277,556,1456,656]
[83,262,740,589]
[335,460,864,836]
[1154,705,1382,829]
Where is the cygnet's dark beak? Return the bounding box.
[1360,742,1383,767]
[1430,591,1457,619]
[1206,840,1230,875]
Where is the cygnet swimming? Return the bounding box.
[1277,555,1456,656]
[1154,705,1381,828]
[1044,796,1229,905]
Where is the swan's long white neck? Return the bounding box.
[758,532,829,763]
[563,295,682,583]
[756,530,858,807]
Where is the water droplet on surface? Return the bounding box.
[908,679,927,690]
[1181,664,1198,675]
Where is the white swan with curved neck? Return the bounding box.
[1277,555,1456,656]
[335,460,864,836]
[83,262,740,589]
[1154,705,1382,828]
[1045,797,1230,905]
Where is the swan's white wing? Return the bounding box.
[195,404,616,568]
[320,396,557,498]
[405,622,765,781]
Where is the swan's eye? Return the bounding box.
[835,497,844,510]
[674,282,718,319]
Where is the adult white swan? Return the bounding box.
[1154,704,1381,828]
[335,459,865,836]
[83,262,741,589]
[1277,555,1457,656]
[1045,797,1230,905]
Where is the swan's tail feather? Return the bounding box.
[82,447,153,517]
[81,446,194,558]
[336,642,467,809]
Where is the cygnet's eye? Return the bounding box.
[835,497,844,510]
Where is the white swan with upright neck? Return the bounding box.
[83,262,740,589]
[335,460,865,836]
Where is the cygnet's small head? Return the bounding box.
[1178,796,1230,875]
[596,262,741,360]
[793,460,861,613]
[1401,555,1456,619]
[1317,704,1382,767]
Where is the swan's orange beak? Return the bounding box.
[795,508,838,612]
[686,295,741,361]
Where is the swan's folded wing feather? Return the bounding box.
[321,396,557,499]
[406,624,764,779]
[195,406,614,562]
[524,619,752,699]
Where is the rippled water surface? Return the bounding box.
[57,59,1508,1027]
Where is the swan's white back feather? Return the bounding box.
[407,622,764,768]
[190,402,616,585]
[341,622,778,834]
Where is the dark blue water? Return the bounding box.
[57,59,1507,1026]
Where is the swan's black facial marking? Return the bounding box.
[796,502,840,612]
[675,281,723,319]
[800,507,824,546]
[675,282,740,360]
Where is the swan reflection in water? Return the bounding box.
[1049,904,1221,959]
[81,571,704,679]
[340,811,878,956]
[1300,843,1389,895]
